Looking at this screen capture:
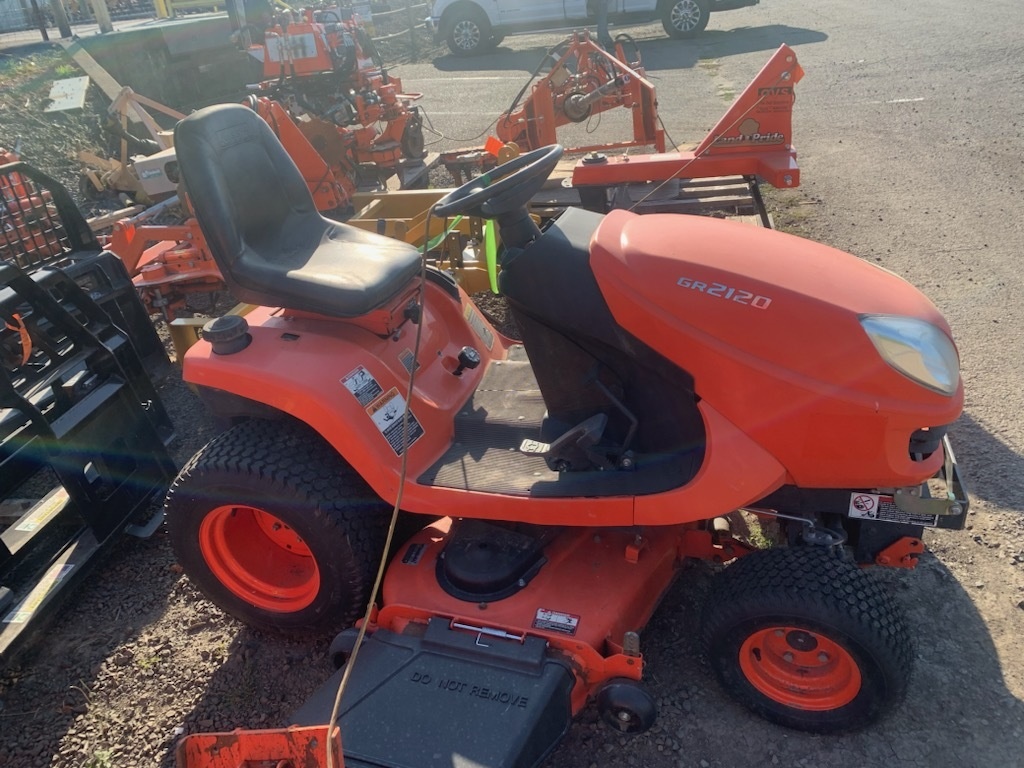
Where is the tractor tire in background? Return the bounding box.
[165,419,390,635]
[660,0,710,38]
[401,110,427,160]
[446,6,495,56]
[700,546,913,733]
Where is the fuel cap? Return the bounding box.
[202,315,251,355]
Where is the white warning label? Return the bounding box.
[366,387,424,455]
[3,563,74,624]
[532,608,580,636]
[463,304,494,350]
[848,493,938,527]
[15,488,69,532]
[342,366,383,406]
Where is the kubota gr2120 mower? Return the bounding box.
[167,103,968,768]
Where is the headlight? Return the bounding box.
[860,315,960,395]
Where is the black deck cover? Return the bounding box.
[292,618,574,768]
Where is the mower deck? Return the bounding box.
[418,347,700,497]
[290,521,686,767]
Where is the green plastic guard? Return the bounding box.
[484,219,499,294]
[426,215,462,251]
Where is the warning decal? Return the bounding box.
[366,387,424,455]
[15,488,69,532]
[3,563,74,624]
[532,608,580,636]
[848,493,938,527]
[463,304,494,351]
[342,366,383,406]
[398,348,421,375]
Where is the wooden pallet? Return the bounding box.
[434,153,771,226]
[533,161,770,226]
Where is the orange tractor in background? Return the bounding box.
[246,10,426,193]
[106,10,429,320]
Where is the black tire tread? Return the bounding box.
[166,419,390,633]
[700,546,913,731]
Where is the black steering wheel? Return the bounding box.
[433,144,564,221]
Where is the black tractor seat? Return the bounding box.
[174,104,421,318]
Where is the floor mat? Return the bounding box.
[418,352,699,497]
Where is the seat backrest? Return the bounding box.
[174,103,323,282]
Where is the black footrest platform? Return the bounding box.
[293,618,574,768]
[418,349,699,498]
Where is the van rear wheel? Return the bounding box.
[661,0,710,38]
[446,7,493,56]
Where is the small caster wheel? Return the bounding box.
[596,678,657,734]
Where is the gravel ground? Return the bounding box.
[2,8,1024,768]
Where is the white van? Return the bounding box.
[427,0,759,56]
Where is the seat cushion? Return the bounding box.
[231,216,424,318]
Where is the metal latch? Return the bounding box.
[450,621,525,647]
[883,436,968,517]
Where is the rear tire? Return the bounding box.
[700,547,913,733]
[165,419,390,635]
[400,110,426,160]
[660,0,710,38]
[446,7,493,56]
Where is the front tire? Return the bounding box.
[700,547,913,733]
[165,419,390,635]
[446,7,493,56]
[660,0,710,38]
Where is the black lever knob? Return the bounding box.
[454,346,481,376]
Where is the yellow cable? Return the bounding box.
[323,206,435,768]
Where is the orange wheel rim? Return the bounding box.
[199,505,320,612]
[739,626,862,710]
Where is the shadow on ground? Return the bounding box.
[430,23,828,74]
[954,412,1024,512]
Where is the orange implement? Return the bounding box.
[496,31,664,155]
[176,725,342,768]
[572,44,803,190]
[874,536,926,568]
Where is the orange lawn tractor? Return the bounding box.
[245,10,427,190]
[167,104,968,767]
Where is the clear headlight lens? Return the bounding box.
[860,315,960,395]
